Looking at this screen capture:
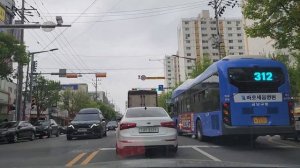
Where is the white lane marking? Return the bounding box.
[100,148,116,151]
[192,146,221,162]
[179,145,220,148]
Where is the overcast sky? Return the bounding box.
[17,0,242,113]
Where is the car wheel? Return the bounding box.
[47,130,52,138]
[56,130,60,137]
[104,130,107,137]
[67,135,72,140]
[280,135,287,140]
[12,134,18,143]
[30,132,35,141]
[98,130,103,139]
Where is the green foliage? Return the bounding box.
[0,32,29,79]
[273,53,300,96]
[158,91,172,114]
[190,55,212,78]
[33,76,60,118]
[243,0,300,50]
[60,90,116,120]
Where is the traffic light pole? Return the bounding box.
[28,53,35,104]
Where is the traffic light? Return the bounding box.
[158,85,164,91]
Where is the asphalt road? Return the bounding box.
[1,131,300,167]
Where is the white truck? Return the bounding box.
[127,89,158,108]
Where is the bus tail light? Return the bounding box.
[288,101,295,125]
[223,102,231,125]
[120,122,136,130]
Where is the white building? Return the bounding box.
[164,55,180,89]
[177,10,245,82]
[0,79,17,121]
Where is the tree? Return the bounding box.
[243,0,300,50]
[33,76,60,119]
[190,55,212,78]
[158,91,172,114]
[273,53,300,97]
[0,32,29,79]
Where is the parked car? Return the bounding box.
[33,119,59,138]
[0,121,36,143]
[116,107,178,156]
[66,108,107,140]
[106,121,118,131]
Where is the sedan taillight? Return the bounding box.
[120,122,136,130]
[161,121,175,128]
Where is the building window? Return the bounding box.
[186,40,190,43]
[187,60,191,63]
[228,33,233,37]
[213,53,219,56]
[201,21,206,24]
[237,33,242,36]
[238,46,243,49]
[229,52,234,55]
[168,70,171,72]
[213,59,218,62]
[187,66,192,70]
[238,39,243,43]
[239,52,244,55]
[202,40,208,43]
[210,21,216,24]
[228,27,232,30]
[168,78,171,81]
[186,47,191,50]
[202,34,208,37]
[185,34,190,38]
[188,73,192,76]
[211,34,217,37]
[236,21,240,25]
[212,46,218,49]
[187,53,191,56]
[168,74,171,76]
[211,27,217,30]
[185,27,189,31]
[237,27,241,30]
[229,40,233,43]
[203,46,209,49]
[201,27,207,30]
[184,21,189,25]
[229,46,234,49]
[227,21,231,24]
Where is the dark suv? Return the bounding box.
[33,119,59,138]
[66,108,107,140]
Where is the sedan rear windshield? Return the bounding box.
[126,108,169,118]
[73,114,100,121]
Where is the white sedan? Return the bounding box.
[116,107,178,156]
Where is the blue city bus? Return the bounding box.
[171,55,295,141]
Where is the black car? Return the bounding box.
[0,121,36,143]
[67,108,107,140]
[33,119,59,138]
[106,121,118,131]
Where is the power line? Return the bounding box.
[42,0,98,50]
[37,67,164,71]
[73,5,205,24]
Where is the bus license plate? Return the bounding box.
[139,127,159,133]
[253,117,268,124]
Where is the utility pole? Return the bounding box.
[22,58,30,120]
[95,77,98,100]
[15,0,25,121]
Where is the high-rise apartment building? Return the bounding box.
[177,10,245,81]
[164,55,180,89]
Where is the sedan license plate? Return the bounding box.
[139,127,159,133]
[78,128,87,132]
[253,117,268,124]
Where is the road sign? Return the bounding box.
[59,69,66,77]
[66,73,78,78]
[96,73,106,78]
[158,85,164,91]
[140,75,146,81]
[42,21,56,32]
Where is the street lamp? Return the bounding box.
[171,55,196,61]
[22,48,59,120]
